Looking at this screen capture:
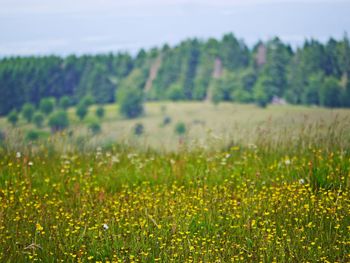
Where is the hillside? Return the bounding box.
[0,33,350,116]
[1,102,350,152]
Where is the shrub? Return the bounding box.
[76,103,88,121]
[33,112,45,128]
[175,122,186,135]
[166,83,186,101]
[319,77,343,108]
[25,130,40,141]
[134,123,144,136]
[81,95,94,107]
[163,116,172,126]
[48,110,69,132]
[40,97,55,115]
[117,87,144,119]
[21,103,35,122]
[88,121,101,135]
[0,130,5,145]
[59,96,71,110]
[7,110,18,127]
[96,106,105,119]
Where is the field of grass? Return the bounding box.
[0,103,350,262]
[1,102,350,151]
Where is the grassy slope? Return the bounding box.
[1,102,350,151]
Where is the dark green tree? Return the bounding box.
[134,123,144,136]
[21,103,35,123]
[40,98,55,115]
[59,96,71,110]
[33,112,45,128]
[175,122,186,135]
[80,95,94,107]
[76,103,88,121]
[7,110,18,127]
[88,121,101,135]
[95,106,105,119]
[117,87,144,119]
[166,83,186,101]
[319,77,343,107]
[301,72,323,105]
[25,130,40,141]
[48,110,69,132]
[253,76,270,108]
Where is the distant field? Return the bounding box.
[1,102,350,151]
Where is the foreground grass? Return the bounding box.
[0,140,349,262]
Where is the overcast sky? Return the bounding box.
[0,0,349,56]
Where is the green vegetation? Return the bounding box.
[88,121,101,135]
[175,121,186,136]
[33,112,45,128]
[21,103,35,123]
[59,96,71,110]
[1,33,350,116]
[117,86,144,119]
[48,110,69,132]
[162,116,172,126]
[7,110,18,127]
[0,117,349,261]
[25,129,40,141]
[1,102,350,151]
[133,123,144,136]
[1,29,349,262]
[81,95,95,108]
[76,103,88,121]
[95,105,105,119]
[39,98,55,115]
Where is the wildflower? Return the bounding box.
[285,159,291,165]
[103,223,109,230]
[111,156,120,163]
[299,179,305,185]
[36,223,44,232]
[28,161,33,166]
[248,143,257,150]
[16,152,21,158]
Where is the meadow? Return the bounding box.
[0,103,350,262]
[1,102,350,151]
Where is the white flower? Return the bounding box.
[248,143,257,150]
[111,156,120,163]
[285,159,291,165]
[28,161,33,166]
[16,152,21,158]
[103,223,109,230]
[299,179,305,185]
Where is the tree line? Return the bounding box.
[1,33,350,115]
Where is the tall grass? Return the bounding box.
[0,106,350,262]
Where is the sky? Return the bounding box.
[0,0,349,56]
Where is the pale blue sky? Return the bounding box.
[0,0,349,56]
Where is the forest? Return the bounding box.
[0,33,350,115]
